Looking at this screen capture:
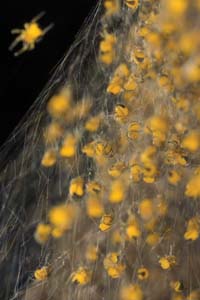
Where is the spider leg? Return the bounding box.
[29,43,35,50]
[13,43,29,56]
[32,11,46,23]
[36,37,43,44]
[9,36,22,51]
[11,29,22,34]
[43,23,54,35]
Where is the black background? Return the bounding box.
[0,0,95,146]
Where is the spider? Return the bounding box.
[9,11,53,56]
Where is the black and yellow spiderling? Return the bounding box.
[9,11,53,56]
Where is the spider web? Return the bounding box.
[0,2,105,299]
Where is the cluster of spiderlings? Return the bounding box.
[0,0,200,300]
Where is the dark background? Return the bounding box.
[0,0,95,146]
